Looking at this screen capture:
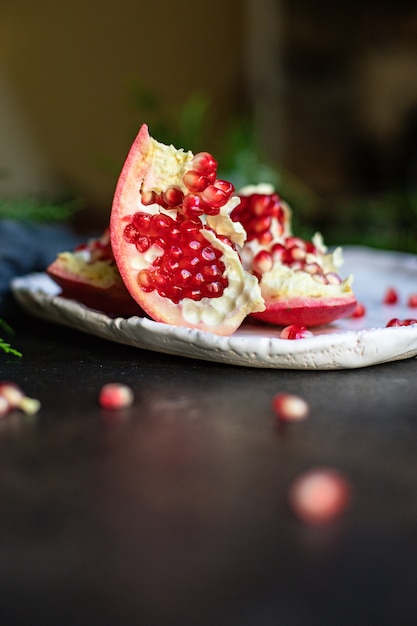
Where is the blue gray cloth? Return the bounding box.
[0,219,84,316]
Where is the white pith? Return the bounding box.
[55,251,120,288]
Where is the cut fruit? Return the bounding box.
[47,228,143,317]
[232,184,357,327]
[110,124,264,336]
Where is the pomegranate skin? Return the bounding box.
[110,124,264,336]
[252,295,357,327]
[47,259,142,317]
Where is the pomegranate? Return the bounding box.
[110,124,264,335]
[231,184,357,327]
[47,228,144,316]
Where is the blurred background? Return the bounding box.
[1,0,417,250]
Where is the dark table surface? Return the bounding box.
[1,310,417,625]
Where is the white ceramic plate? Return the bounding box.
[11,246,417,370]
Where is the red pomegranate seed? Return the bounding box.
[350,302,366,318]
[182,194,211,218]
[201,180,234,208]
[280,325,314,340]
[125,212,229,304]
[99,383,134,410]
[386,318,417,327]
[253,250,273,274]
[192,152,218,180]
[183,170,210,193]
[383,287,399,305]
[162,185,184,207]
[288,468,352,525]
[0,382,41,416]
[407,294,417,308]
[272,393,310,422]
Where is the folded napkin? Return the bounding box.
[0,219,83,316]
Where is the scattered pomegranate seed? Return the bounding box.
[99,383,134,410]
[407,294,417,308]
[280,324,313,340]
[288,468,352,525]
[383,287,399,305]
[0,382,41,416]
[350,302,366,318]
[386,318,417,327]
[272,393,310,422]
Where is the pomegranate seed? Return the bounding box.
[99,383,134,410]
[272,393,310,422]
[386,318,417,327]
[0,382,41,416]
[182,194,211,218]
[303,262,321,275]
[312,273,329,285]
[141,190,159,206]
[0,395,10,417]
[325,272,342,285]
[280,325,313,340]
[125,212,228,304]
[383,287,399,305]
[162,186,184,207]
[407,294,417,308]
[350,302,366,318]
[201,180,234,208]
[192,152,217,180]
[183,170,210,193]
[253,250,273,275]
[288,468,352,525]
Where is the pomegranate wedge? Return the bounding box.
[110,124,264,335]
[47,228,143,316]
[232,184,357,327]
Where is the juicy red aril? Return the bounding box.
[125,212,228,304]
[386,318,417,327]
[288,468,352,525]
[201,180,234,208]
[232,193,285,242]
[162,186,184,207]
[192,152,218,181]
[407,294,417,308]
[183,170,210,193]
[253,250,273,274]
[182,194,211,218]
[383,287,399,304]
[350,302,366,318]
[280,324,313,339]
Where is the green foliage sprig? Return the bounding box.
[0,196,83,223]
[0,319,22,358]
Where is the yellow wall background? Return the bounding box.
[1,0,244,222]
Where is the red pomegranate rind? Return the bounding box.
[110,124,264,335]
[252,295,357,327]
[47,230,143,317]
[47,259,143,317]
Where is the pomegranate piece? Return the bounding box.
[383,287,399,305]
[110,124,264,336]
[288,468,352,525]
[47,228,143,317]
[232,184,357,327]
[272,392,310,422]
[0,382,41,416]
[99,383,134,410]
